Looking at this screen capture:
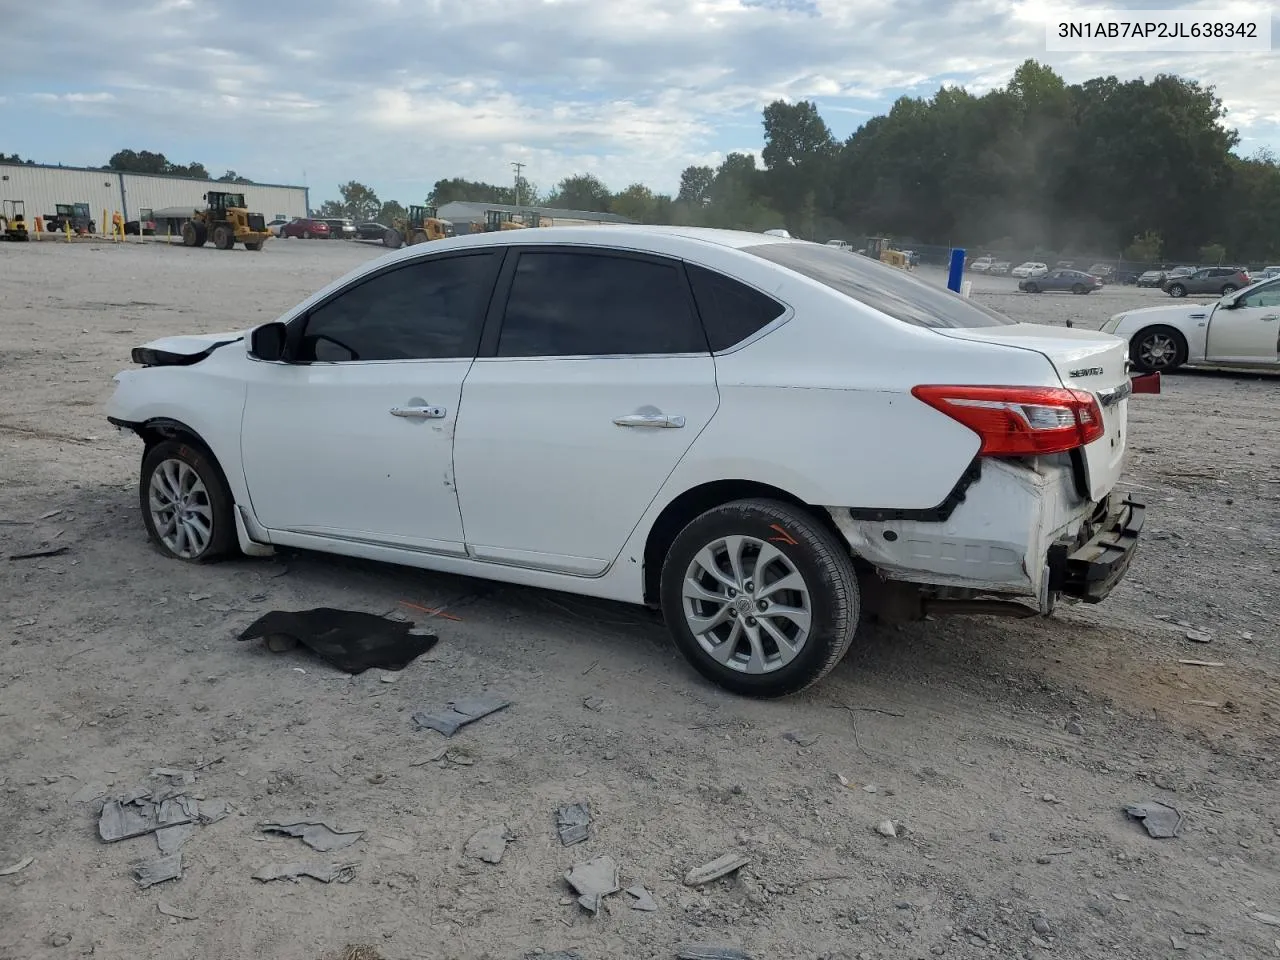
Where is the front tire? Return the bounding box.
[659,498,860,698]
[1130,324,1188,373]
[1024,282,1039,293]
[1168,283,1186,298]
[139,440,237,563]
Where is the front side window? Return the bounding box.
[748,243,1015,329]
[1239,278,1280,308]
[496,251,707,357]
[296,253,499,362]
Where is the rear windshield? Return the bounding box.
[746,242,1016,329]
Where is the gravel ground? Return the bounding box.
[2,239,1278,960]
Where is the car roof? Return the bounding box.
[380,224,804,258]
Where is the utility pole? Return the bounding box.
[511,161,525,207]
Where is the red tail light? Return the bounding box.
[912,385,1106,456]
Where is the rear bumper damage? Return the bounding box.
[1048,495,1144,603]
[826,459,1143,617]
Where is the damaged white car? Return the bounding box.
[107,226,1152,698]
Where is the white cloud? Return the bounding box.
[1,0,1277,200]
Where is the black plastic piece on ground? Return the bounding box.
[237,608,438,674]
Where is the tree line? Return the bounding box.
[12,61,1277,261]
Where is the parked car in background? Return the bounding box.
[969,256,994,272]
[1087,263,1116,283]
[989,261,1012,275]
[825,239,852,251]
[124,217,156,236]
[280,218,330,239]
[1136,269,1166,288]
[1011,262,1048,278]
[355,222,389,241]
[323,218,357,240]
[1104,274,1280,372]
[1162,266,1250,298]
[266,218,290,237]
[1256,265,1280,280]
[1018,268,1103,294]
[104,226,1147,698]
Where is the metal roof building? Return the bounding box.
[0,162,309,228]
[436,201,636,229]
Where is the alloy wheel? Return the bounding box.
[148,458,214,559]
[681,534,812,675]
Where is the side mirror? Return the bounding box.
[250,322,287,361]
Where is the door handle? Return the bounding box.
[613,413,685,428]
[1261,315,1277,322]
[390,405,446,419]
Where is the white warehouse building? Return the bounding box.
[0,162,309,229]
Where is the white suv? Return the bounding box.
[106,227,1147,698]
[1012,262,1048,278]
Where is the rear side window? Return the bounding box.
[297,252,499,362]
[497,251,707,357]
[747,242,1016,329]
[686,264,786,351]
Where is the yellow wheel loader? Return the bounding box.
[181,191,271,251]
[383,205,456,248]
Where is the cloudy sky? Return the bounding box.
[2,0,1277,206]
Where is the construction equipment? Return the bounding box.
[522,211,553,228]
[43,202,95,235]
[383,205,456,248]
[1,200,30,241]
[864,236,909,269]
[470,209,529,234]
[181,191,271,251]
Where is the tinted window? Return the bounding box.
[497,252,706,357]
[297,253,498,362]
[687,264,787,351]
[1240,278,1280,308]
[747,243,1015,329]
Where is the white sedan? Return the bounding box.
[1012,262,1048,279]
[106,226,1146,698]
[1102,274,1280,372]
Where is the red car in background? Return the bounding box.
[280,218,330,239]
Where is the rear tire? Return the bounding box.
[1130,324,1188,373]
[1072,283,1087,294]
[213,224,234,250]
[1221,284,1237,295]
[411,229,429,245]
[659,498,860,698]
[245,241,263,251]
[302,230,312,239]
[139,440,238,563]
[181,222,204,247]
[383,229,403,249]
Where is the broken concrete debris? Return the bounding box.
[1250,912,1280,927]
[259,818,365,853]
[464,823,514,864]
[252,861,358,884]
[875,819,900,838]
[412,694,511,737]
[237,607,439,674]
[156,901,200,921]
[98,797,193,843]
[1125,800,1182,839]
[564,855,621,914]
[556,802,592,846]
[132,852,183,888]
[782,731,821,747]
[626,884,659,911]
[684,852,750,887]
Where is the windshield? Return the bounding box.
[747,242,1016,329]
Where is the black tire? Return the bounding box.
[244,241,262,251]
[302,230,312,239]
[181,222,200,247]
[139,440,238,563]
[1071,283,1087,294]
[1024,282,1039,293]
[1129,324,1188,374]
[1221,284,1237,295]
[1168,283,1186,298]
[213,224,234,250]
[383,229,403,249]
[659,498,860,698]
[411,229,429,245]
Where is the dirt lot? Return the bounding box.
[2,239,1278,960]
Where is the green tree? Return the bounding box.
[217,170,252,183]
[677,165,715,205]
[106,149,209,179]
[337,180,381,221]
[377,200,407,226]
[1124,231,1162,261]
[546,173,612,212]
[610,183,656,221]
[761,99,836,230]
[1,151,34,164]
[1199,242,1227,264]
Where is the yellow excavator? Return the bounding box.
[384,205,455,248]
[1,200,30,241]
